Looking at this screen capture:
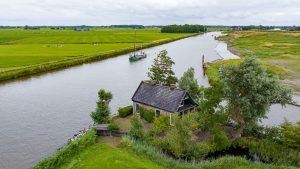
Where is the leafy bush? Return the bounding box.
[242,124,281,141]
[139,107,155,123]
[118,105,133,117]
[149,114,170,136]
[127,136,288,169]
[280,121,300,149]
[108,121,120,132]
[128,114,145,140]
[33,129,97,169]
[118,136,132,149]
[209,127,230,151]
[234,137,300,167]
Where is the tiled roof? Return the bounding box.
[132,81,192,112]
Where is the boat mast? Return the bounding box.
[134,28,136,56]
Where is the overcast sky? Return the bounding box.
[1,0,300,26]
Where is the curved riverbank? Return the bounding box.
[0,33,199,82]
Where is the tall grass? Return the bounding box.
[123,136,292,169]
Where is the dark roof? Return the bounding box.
[132,81,197,112]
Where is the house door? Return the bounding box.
[135,104,140,113]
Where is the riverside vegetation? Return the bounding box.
[33,50,300,169]
[217,30,300,92]
[0,28,196,81]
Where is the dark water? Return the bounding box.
[0,32,299,169]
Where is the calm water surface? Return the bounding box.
[0,32,299,169]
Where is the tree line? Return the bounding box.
[161,24,206,33]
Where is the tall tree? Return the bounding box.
[90,89,113,124]
[178,67,202,102]
[222,57,292,128]
[148,50,177,86]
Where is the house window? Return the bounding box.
[155,110,161,117]
[136,103,140,112]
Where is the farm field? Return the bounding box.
[0,28,193,80]
[220,31,300,92]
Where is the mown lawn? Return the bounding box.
[59,144,165,169]
[220,31,300,91]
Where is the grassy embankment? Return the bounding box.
[0,28,196,81]
[216,31,300,92]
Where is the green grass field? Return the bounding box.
[59,144,164,169]
[0,28,193,79]
[220,31,300,92]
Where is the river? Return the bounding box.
[0,32,299,169]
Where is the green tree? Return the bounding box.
[179,67,202,102]
[90,89,113,124]
[148,50,177,86]
[128,114,144,140]
[221,57,292,129]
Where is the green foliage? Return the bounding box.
[156,113,208,160]
[280,121,300,149]
[118,105,133,117]
[97,89,113,102]
[234,137,300,167]
[150,114,170,136]
[147,50,178,86]
[222,57,292,127]
[209,127,230,151]
[139,107,155,123]
[161,24,206,33]
[127,137,290,169]
[108,121,120,132]
[128,114,145,140]
[118,136,132,149]
[32,129,96,169]
[242,124,281,141]
[179,67,203,102]
[90,89,113,124]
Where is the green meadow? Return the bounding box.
[220,31,300,92]
[0,28,193,80]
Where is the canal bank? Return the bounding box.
[0,32,299,169]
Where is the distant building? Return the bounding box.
[230,26,242,31]
[132,81,198,123]
[74,26,90,31]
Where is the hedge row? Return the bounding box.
[32,129,97,169]
[118,105,133,117]
[139,107,155,123]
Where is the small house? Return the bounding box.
[131,81,198,123]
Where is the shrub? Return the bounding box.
[108,122,120,132]
[128,114,145,140]
[33,129,97,169]
[150,114,170,136]
[118,136,132,149]
[118,105,133,117]
[209,127,230,151]
[280,121,300,149]
[234,137,300,167]
[139,107,155,123]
